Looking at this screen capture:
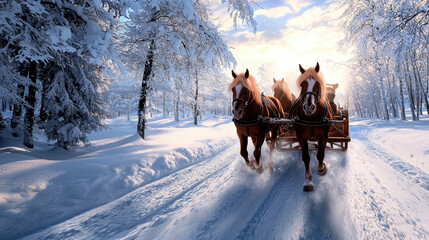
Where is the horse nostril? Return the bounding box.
[238,110,243,115]
[232,110,235,114]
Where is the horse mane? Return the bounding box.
[272,79,292,102]
[296,66,327,104]
[228,72,262,105]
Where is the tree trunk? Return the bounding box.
[163,92,166,117]
[377,68,389,120]
[370,86,380,118]
[23,61,37,148]
[404,55,416,120]
[405,71,416,121]
[11,64,28,137]
[137,40,155,140]
[414,59,429,115]
[193,73,199,125]
[174,78,180,122]
[387,73,397,119]
[39,67,50,123]
[396,65,406,120]
[0,111,6,130]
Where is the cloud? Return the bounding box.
[286,2,344,29]
[226,2,352,103]
[284,0,313,12]
[254,6,293,18]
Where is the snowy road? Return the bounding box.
[21,119,429,240]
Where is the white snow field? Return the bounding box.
[1,114,428,239]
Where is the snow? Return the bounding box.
[1,114,429,239]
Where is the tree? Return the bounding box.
[122,0,238,139]
[341,0,429,120]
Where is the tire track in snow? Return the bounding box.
[23,143,240,240]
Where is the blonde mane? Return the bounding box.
[229,72,261,105]
[272,78,292,101]
[296,66,327,104]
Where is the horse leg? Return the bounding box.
[297,133,314,192]
[253,135,265,174]
[316,137,328,176]
[267,129,278,173]
[238,132,255,170]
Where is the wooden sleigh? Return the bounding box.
[266,107,350,151]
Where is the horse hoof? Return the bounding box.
[247,159,256,170]
[303,180,314,192]
[255,163,264,174]
[317,163,328,176]
[267,166,274,174]
[246,162,256,170]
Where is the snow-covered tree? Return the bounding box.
[121,0,237,139]
[36,0,128,149]
[341,0,429,120]
[1,0,132,149]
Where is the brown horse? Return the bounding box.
[272,78,295,116]
[230,69,284,174]
[289,63,333,191]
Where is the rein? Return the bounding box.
[232,93,279,126]
[231,91,348,137]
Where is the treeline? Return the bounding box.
[341,0,429,120]
[0,0,256,149]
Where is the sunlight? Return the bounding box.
[212,0,352,104]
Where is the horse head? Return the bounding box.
[229,69,261,120]
[272,77,293,112]
[297,62,326,116]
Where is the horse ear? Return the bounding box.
[282,78,284,82]
[232,70,237,78]
[273,78,276,83]
[315,62,320,73]
[299,64,305,74]
[245,69,249,78]
[333,83,338,89]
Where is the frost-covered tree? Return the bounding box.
[122,0,239,139]
[0,0,57,146]
[36,0,128,149]
[341,0,429,120]
[1,0,132,149]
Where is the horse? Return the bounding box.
[289,62,333,192]
[229,69,285,174]
[272,78,294,116]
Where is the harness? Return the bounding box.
[231,91,348,137]
[232,93,281,126]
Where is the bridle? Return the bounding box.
[300,91,321,103]
[232,90,254,109]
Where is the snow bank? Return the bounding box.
[0,114,236,239]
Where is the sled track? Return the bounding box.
[364,139,429,191]
[24,143,239,239]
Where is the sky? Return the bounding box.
[209,0,352,104]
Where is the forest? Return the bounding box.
[342,0,429,121]
[1,0,428,150]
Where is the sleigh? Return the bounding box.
[266,107,350,151]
